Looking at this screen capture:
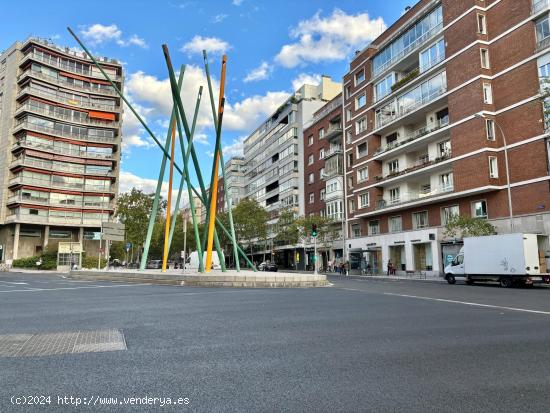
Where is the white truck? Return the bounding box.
[444,233,550,287]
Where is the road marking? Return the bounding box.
[0,284,150,293]
[0,281,28,285]
[383,293,550,315]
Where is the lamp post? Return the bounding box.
[475,113,514,232]
[182,209,188,274]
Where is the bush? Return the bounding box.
[81,255,107,269]
[12,251,57,270]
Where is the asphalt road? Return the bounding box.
[1,272,550,412]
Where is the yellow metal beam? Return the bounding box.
[162,121,177,272]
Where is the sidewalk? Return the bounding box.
[330,273,446,283]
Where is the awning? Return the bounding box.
[89,111,115,121]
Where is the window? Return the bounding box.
[355,70,365,85]
[319,168,324,179]
[346,130,353,144]
[439,172,454,190]
[489,156,498,178]
[389,187,400,204]
[308,135,313,146]
[536,15,550,45]
[389,216,402,233]
[355,118,366,134]
[347,153,354,167]
[349,199,355,213]
[472,200,488,218]
[308,154,314,165]
[320,189,326,200]
[480,48,490,69]
[477,14,487,34]
[319,148,325,159]
[346,109,352,121]
[486,119,495,140]
[357,167,369,182]
[319,128,325,139]
[412,211,429,229]
[357,142,368,158]
[356,94,367,109]
[352,224,361,238]
[368,220,380,235]
[359,193,370,208]
[388,159,399,174]
[483,83,493,104]
[420,39,445,72]
[309,193,315,204]
[375,73,395,101]
[307,173,315,184]
[438,140,451,157]
[345,86,351,99]
[441,205,460,226]
[347,176,354,189]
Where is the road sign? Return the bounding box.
[102,222,125,242]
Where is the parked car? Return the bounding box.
[258,261,278,272]
[146,259,162,269]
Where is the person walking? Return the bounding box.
[387,260,393,276]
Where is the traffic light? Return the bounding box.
[311,224,318,237]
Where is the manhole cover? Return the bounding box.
[0,329,126,357]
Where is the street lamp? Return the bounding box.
[474,113,514,232]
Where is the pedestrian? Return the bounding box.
[344,261,349,276]
[366,262,372,275]
[387,260,393,276]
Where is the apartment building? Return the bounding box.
[344,0,550,275]
[243,76,341,267]
[0,38,123,262]
[221,156,246,211]
[303,94,345,268]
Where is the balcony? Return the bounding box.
[533,0,550,15]
[537,36,550,52]
[376,184,454,210]
[324,146,343,158]
[5,212,104,227]
[12,140,116,160]
[18,69,118,96]
[373,22,443,79]
[17,86,120,113]
[373,116,450,159]
[7,195,113,210]
[9,176,115,194]
[323,124,343,141]
[20,51,123,82]
[15,103,120,130]
[376,86,447,131]
[10,157,115,177]
[374,153,452,185]
[322,154,344,180]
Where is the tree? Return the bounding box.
[444,215,496,239]
[274,208,300,246]
[116,188,166,261]
[232,198,268,260]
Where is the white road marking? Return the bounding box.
[383,293,550,315]
[0,281,28,285]
[0,284,150,293]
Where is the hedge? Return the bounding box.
[12,251,57,270]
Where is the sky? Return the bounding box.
[0,0,413,199]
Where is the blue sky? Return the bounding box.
[0,0,412,197]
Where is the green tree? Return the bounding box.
[116,188,166,261]
[274,208,300,246]
[232,198,268,260]
[444,215,496,239]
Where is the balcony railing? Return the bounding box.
[324,146,343,158]
[18,69,118,96]
[376,86,447,130]
[376,184,454,210]
[373,22,443,78]
[533,0,550,14]
[375,153,451,183]
[12,140,116,160]
[420,52,446,73]
[10,157,115,177]
[16,103,119,130]
[537,36,550,52]
[323,124,343,140]
[5,212,105,226]
[17,86,119,112]
[9,176,114,193]
[21,51,123,82]
[7,195,113,210]
[374,116,450,156]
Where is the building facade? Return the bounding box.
[303,94,345,268]
[243,76,341,268]
[0,38,123,262]
[220,156,246,211]
[343,0,550,275]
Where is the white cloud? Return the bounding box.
[232,0,243,5]
[80,23,148,48]
[125,67,290,132]
[212,14,228,23]
[193,133,210,145]
[223,136,246,158]
[244,61,271,82]
[275,9,386,68]
[181,35,230,55]
[291,72,321,91]
[118,171,181,202]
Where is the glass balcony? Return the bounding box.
[323,123,343,141]
[12,139,116,160]
[16,103,119,130]
[9,176,114,193]
[5,212,105,226]
[17,86,119,112]
[14,120,117,146]
[7,194,113,210]
[376,184,454,210]
[533,0,550,14]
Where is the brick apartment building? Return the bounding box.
[303,94,345,268]
[343,0,550,275]
[0,38,123,263]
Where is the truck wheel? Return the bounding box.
[446,274,456,285]
[499,276,513,288]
